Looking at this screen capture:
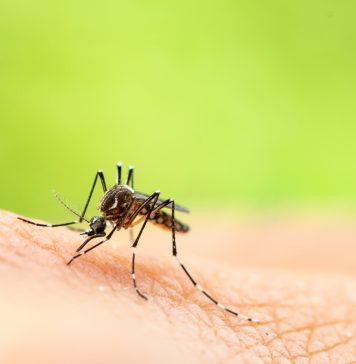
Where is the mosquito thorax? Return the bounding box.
[99,185,135,222]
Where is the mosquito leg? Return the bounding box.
[130,216,145,227]
[126,165,134,188]
[129,227,135,244]
[167,200,260,323]
[75,233,106,253]
[116,161,122,185]
[66,226,116,265]
[129,191,161,300]
[17,218,78,228]
[79,170,107,222]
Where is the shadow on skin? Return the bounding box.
[0,210,356,363]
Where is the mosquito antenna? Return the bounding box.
[53,191,89,223]
[117,161,122,185]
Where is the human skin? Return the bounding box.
[0,210,356,364]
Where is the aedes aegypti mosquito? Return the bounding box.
[18,162,261,323]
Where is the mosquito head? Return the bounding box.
[81,216,107,236]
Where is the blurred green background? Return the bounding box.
[1,0,356,221]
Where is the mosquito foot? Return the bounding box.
[135,288,148,300]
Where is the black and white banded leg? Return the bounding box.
[129,219,136,288]
[74,233,106,253]
[129,191,161,300]
[80,170,107,219]
[169,199,260,323]
[117,161,134,188]
[18,170,107,228]
[116,162,122,185]
[126,165,134,188]
[17,218,80,228]
[66,225,117,265]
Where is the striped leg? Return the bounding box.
[80,170,107,220]
[116,161,134,189]
[17,218,79,228]
[130,191,161,300]
[75,233,106,253]
[126,165,134,188]
[66,226,116,265]
[170,200,260,323]
[116,162,122,185]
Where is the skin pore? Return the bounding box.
[0,210,356,363]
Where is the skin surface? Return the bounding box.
[1,210,356,364]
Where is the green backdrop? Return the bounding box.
[1,0,356,220]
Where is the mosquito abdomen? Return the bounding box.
[151,210,189,233]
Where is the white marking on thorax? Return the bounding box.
[109,197,119,209]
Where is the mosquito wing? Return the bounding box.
[134,191,190,213]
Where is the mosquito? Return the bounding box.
[18,162,260,323]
